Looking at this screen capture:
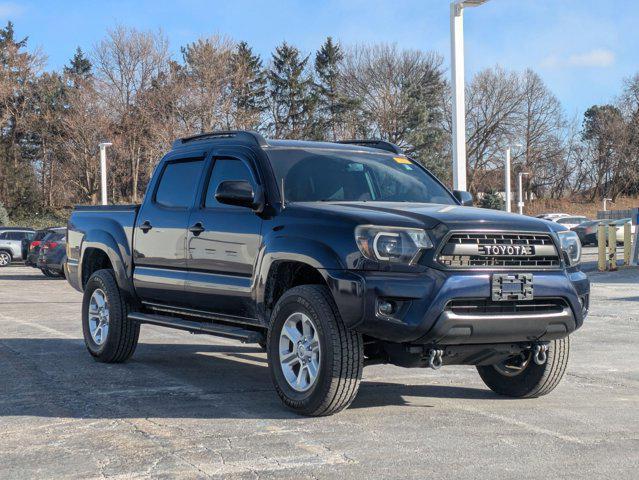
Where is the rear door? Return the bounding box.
[133,156,206,306]
[186,153,263,321]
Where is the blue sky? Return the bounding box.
[2,0,638,118]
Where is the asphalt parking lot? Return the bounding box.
[1,263,638,479]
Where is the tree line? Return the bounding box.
[0,21,637,218]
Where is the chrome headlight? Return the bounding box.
[355,225,433,264]
[557,230,581,266]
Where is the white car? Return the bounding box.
[536,213,571,221]
[0,228,35,266]
[612,219,636,243]
[554,216,590,230]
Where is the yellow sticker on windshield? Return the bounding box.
[393,157,411,164]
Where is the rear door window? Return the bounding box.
[155,159,204,208]
[5,231,28,240]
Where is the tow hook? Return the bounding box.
[427,349,444,370]
[533,344,549,365]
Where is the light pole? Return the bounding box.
[98,142,112,205]
[450,0,490,191]
[603,198,613,211]
[517,172,529,215]
[504,144,522,213]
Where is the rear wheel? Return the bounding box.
[477,337,570,398]
[0,251,11,267]
[267,285,363,416]
[41,267,63,278]
[82,269,140,363]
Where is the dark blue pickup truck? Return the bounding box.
[66,131,589,416]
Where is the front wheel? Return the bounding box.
[82,269,140,363]
[477,337,570,398]
[267,285,363,416]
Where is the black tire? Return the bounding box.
[41,268,61,278]
[82,269,140,363]
[267,285,363,416]
[477,337,570,398]
[0,250,12,267]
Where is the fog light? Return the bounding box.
[377,300,395,316]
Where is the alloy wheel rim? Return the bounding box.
[0,252,9,266]
[493,351,532,377]
[279,312,321,392]
[88,288,110,346]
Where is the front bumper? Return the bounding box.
[327,267,589,345]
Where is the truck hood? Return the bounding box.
[296,201,560,233]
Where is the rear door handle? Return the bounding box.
[139,221,152,233]
[189,222,205,236]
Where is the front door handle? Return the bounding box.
[189,222,205,236]
[140,221,152,233]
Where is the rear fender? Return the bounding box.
[80,229,134,297]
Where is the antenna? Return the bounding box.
[281,178,286,209]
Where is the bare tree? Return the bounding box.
[93,26,169,202]
[340,44,447,176]
[180,35,235,133]
[464,66,525,193]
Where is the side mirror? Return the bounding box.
[215,181,264,212]
[453,190,473,206]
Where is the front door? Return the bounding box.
[133,157,206,306]
[186,155,263,321]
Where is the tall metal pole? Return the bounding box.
[99,142,112,206]
[450,2,467,192]
[504,147,511,212]
[517,172,528,215]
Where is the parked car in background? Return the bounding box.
[572,218,636,246]
[554,216,590,230]
[572,220,601,246]
[612,218,636,243]
[24,227,64,267]
[37,229,67,277]
[536,213,570,220]
[0,227,35,267]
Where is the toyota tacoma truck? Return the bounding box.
[66,131,589,416]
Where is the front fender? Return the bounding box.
[261,235,345,271]
[255,235,345,306]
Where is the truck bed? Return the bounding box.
[66,204,140,292]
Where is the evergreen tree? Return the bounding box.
[230,41,266,130]
[267,42,315,139]
[479,190,503,210]
[64,47,92,81]
[314,37,356,141]
[0,21,41,215]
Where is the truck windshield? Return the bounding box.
[266,148,456,205]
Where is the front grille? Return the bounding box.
[437,232,560,269]
[446,298,567,315]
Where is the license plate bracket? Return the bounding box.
[491,273,534,301]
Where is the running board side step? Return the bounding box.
[128,312,264,344]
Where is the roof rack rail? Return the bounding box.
[337,139,404,155]
[173,130,268,148]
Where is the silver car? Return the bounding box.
[0,228,35,266]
